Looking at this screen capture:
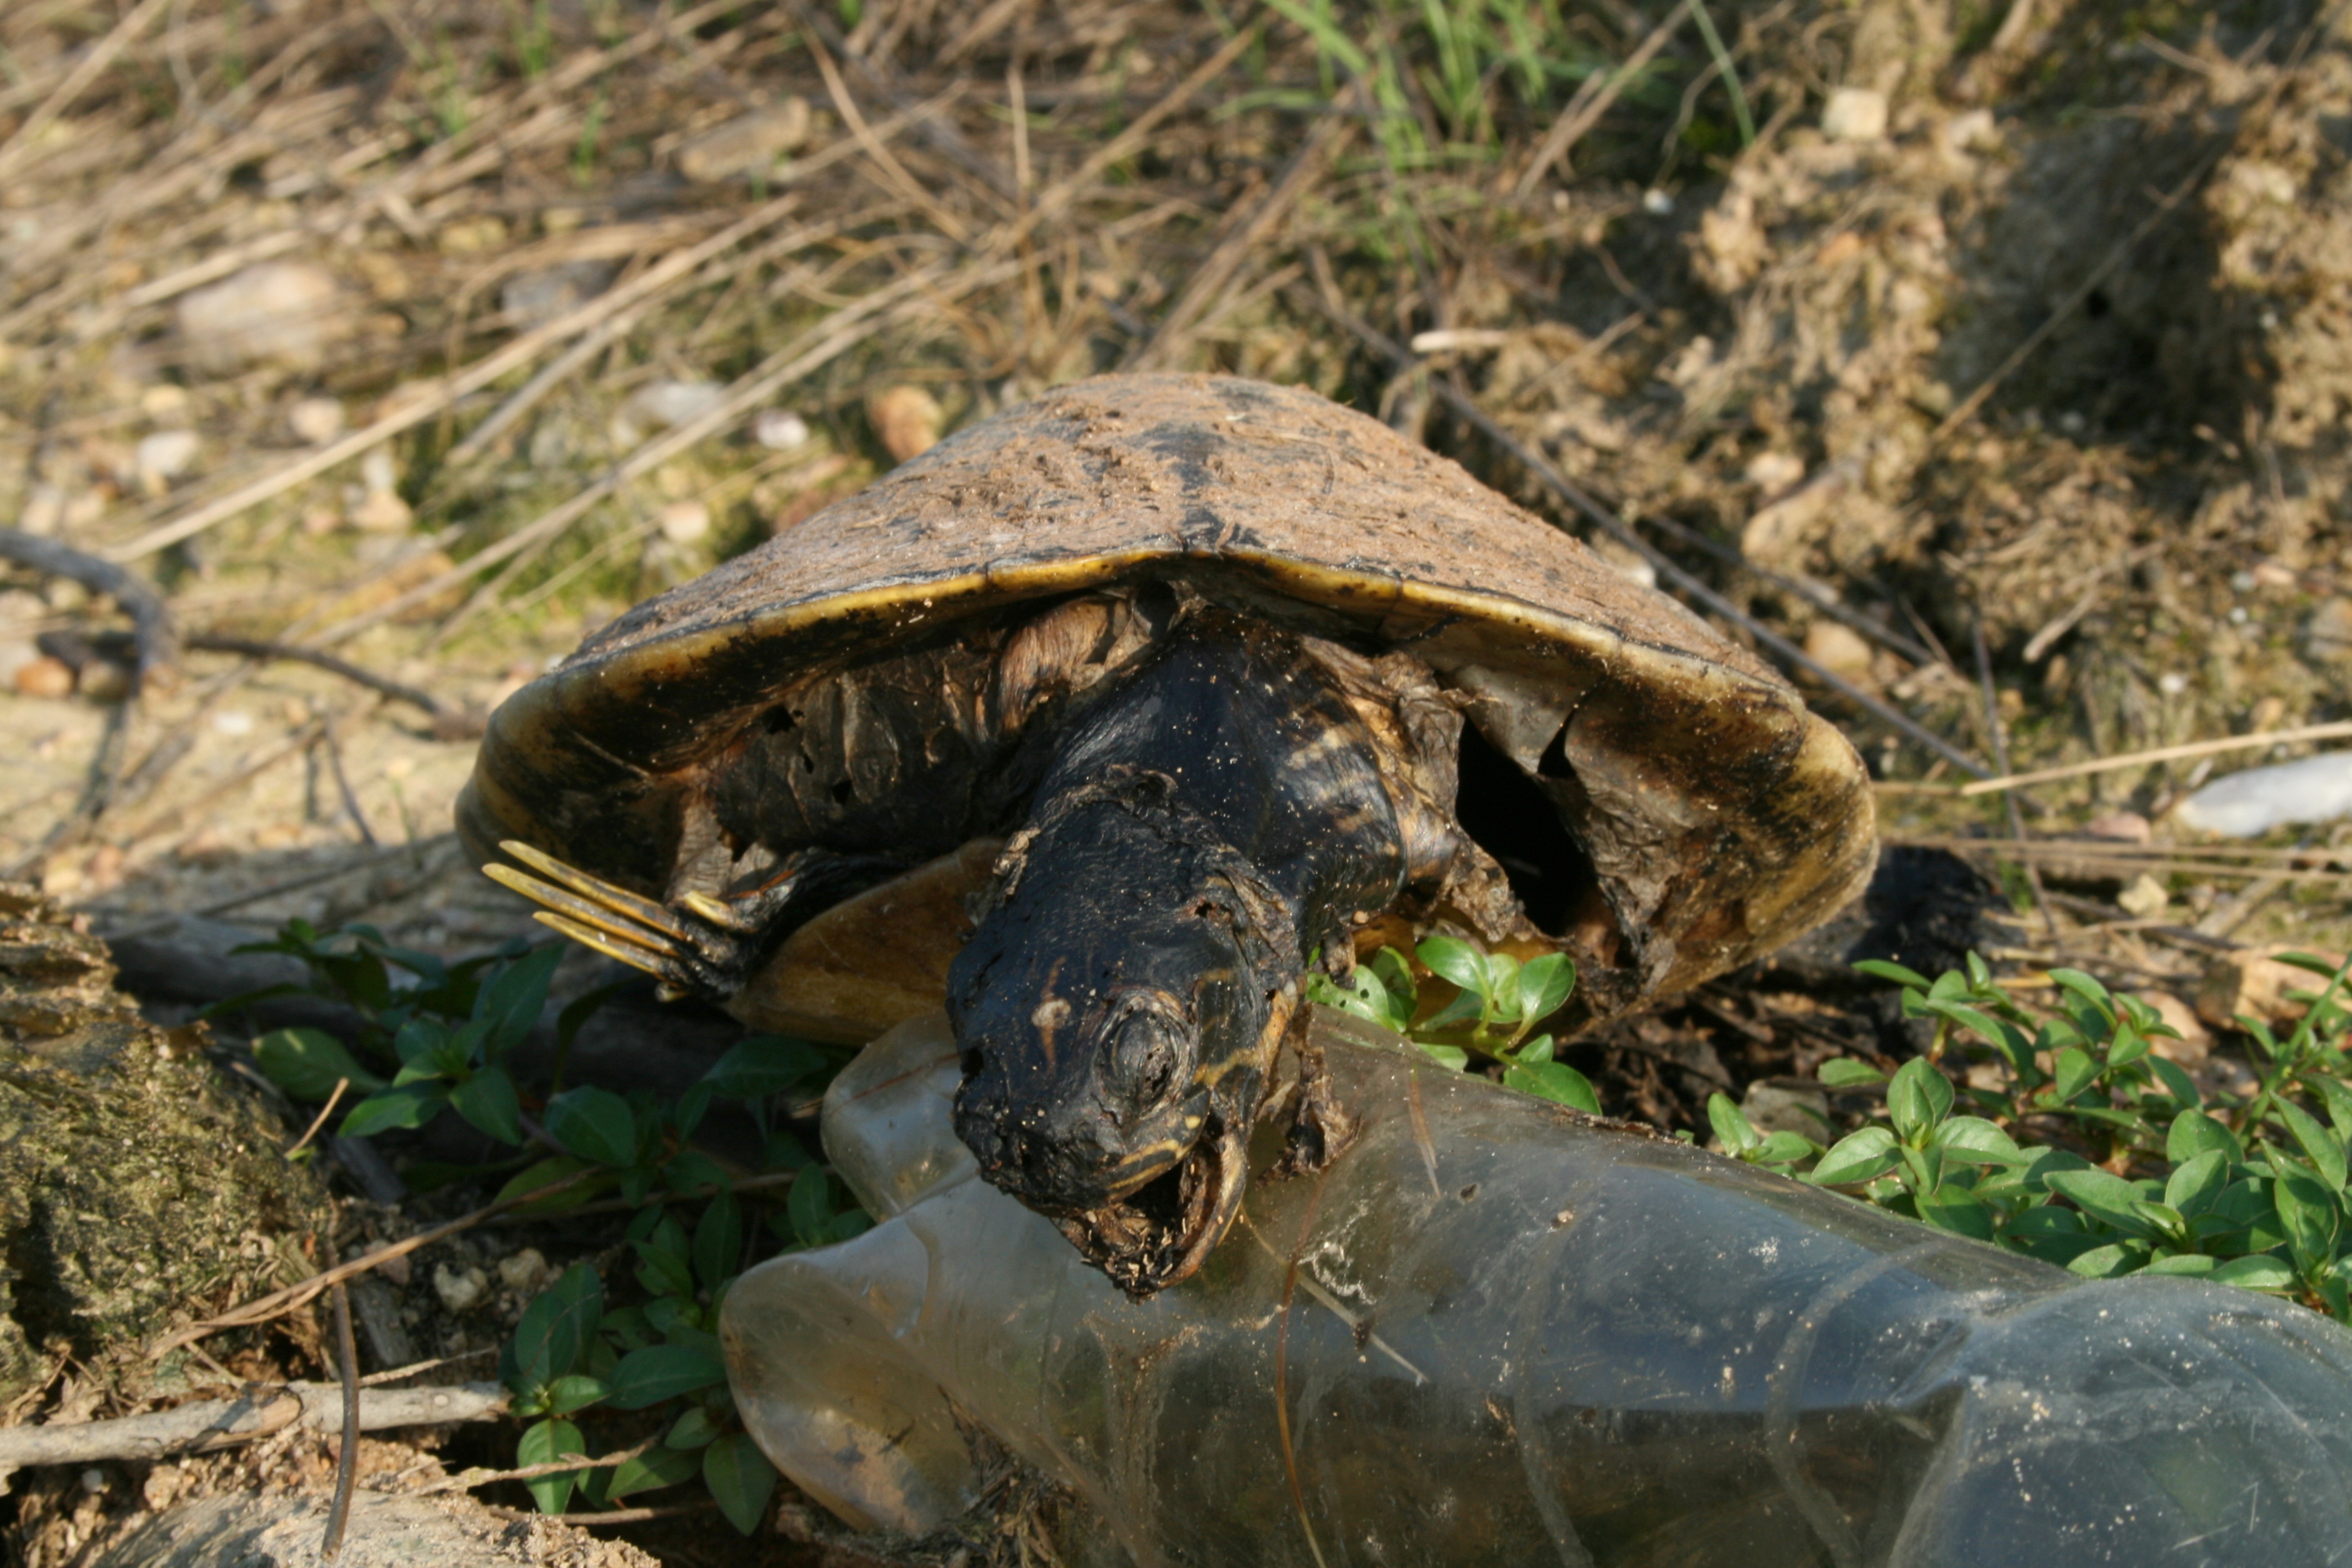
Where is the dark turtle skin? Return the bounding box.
[460,373,1877,1295]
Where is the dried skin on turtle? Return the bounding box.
[461,373,1875,1293]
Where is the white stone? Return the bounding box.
[754,409,810,451]
[1821,87,1889,143]
[2116,874,2169,920]
[676,100,812,183]
[627,379,727,431]
[288,396,345,445]
[175,260,346,375]
[359,445,397,495]
[658,498,712,544]
[432,1263,489,1313]
[133,430,200,491]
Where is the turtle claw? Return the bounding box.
[487,840,775,1004]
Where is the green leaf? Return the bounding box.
[606,1344,729,1409]
[2106,1028,2149,1070]
[1706,1093,1760,1153]
[1514,1033,1556,1065]
[2165,1149,2230,1215]
[1933,1116,2024,1165]
[2273,1168,2341,1270]
[2051,1047,2099,1102]
[2146,1055,2200,1109]
[608,1442,701,1499]
[1915,1186,1994,1240]
[1416,935,1488,995]
[253,1028,385,1100]
[1504,1060,1601,1113]
[2210,1253,2298,1291]
[393,1016,448,1068]
[1517,953,1575,1024]
[2065,1242,2146,1278]
[1816,1057,1887,1086]
[544,1374,609,1416]
[1414,1042,1469,1071]
[1419,988,1486,1032]
[788,1166,834,1249]
[450,1066,524,1146]
[702,1035,830,1099]
[495,1156,605,1214]
[1749,1130,1820,1165]
[476,942,563,1056]
[338,1083,446,1138]
[546,1085,639,1166]
[2167,1110,2243,1166]
[2141,1252,2219,1277]
[1887,1058,1953,1143]
[518,1417,586,1515]
[694,1190,743,1292]
[2043,1168,2163,1240]
[2278,1099,2349,1192]
[513,1263,604,1387]
[2047,968,2115,1020]
[1811,1126,1900,1187]
[2314,1076,2352,1142]
[668,1405,723,1449]
[1853,959,1930,989]
[702,1433,778,1535]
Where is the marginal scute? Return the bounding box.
[459,373,1875,1035]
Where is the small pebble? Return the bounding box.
[2083,810,2152,844]
[211,708,255,737]
[133,429,200,492]
[175,260,346,375]
[288,396,345,445]
[1642,188,1675,215]
[2115,874,2170,920]
[433,1262,489,1312]
[140,385,191,420]
[1743,450,1805,494]
[2158,671,2190,696]
[627,379,727,431]
[359,445,397,495]
[1802,621,1875,684]
[15,656,74,699]
[753,409,810,451]
[18,483,65,536]
[1821,86,1889,143]
[350,490,413,532]
[867,384,945,464]
[676,99,813,183]
[497,1247,552,1293]
[2304,598,2352,664]
[659,498,712,544]
[501,259,618,328]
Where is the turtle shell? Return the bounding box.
[460,373,1874,1030]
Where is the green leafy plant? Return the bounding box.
[238,920,871,1530]
[1308,939,1598,1112]
[1708,952,2352,1322]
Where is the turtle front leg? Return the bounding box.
[486,840,901,1005]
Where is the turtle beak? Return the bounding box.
[1053,1106,1252,1298]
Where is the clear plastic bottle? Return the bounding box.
[722,1010,2352,1567]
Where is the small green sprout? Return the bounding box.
[1308,938,1598,1113]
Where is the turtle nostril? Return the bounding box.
[959,1047,985,1077]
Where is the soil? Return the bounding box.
[6,0,2352,1562]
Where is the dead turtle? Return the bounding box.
[460,373,1875,1295]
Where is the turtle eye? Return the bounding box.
[1097,993,1194,1119]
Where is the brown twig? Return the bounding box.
[184,633,454,722]
[1975,616,2058,946]
[0,1383,508,1472]
[321,1253,362,1562]
[1954,721,2352,797]
[100,834,456,941]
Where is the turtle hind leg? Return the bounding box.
[485,840,903,1005]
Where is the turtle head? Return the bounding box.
[947,780,1296,1296]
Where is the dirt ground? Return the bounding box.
[7,0,2352,1561]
